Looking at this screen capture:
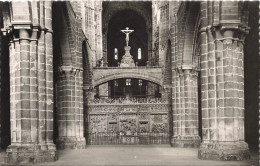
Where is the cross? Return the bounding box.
[120,27,134,46]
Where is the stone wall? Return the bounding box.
[158,2,169,67]
[151,1,159,66]
[84,1,96,68]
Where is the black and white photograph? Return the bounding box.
[0,1,259,165]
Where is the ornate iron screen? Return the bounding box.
[88,132,169,145]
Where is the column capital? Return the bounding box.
[205,25,249,43]
[58,66,82,76]
[176,66,199,77]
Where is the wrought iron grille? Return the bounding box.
[87,132,170,145]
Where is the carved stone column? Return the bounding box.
[147,27,152,65]
[56,66,85,149]
[172,68,200,148]
[102,31,108,67]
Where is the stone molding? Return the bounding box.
[58,65,83,77]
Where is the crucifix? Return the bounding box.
[120,27,134,46]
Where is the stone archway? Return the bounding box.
[170,2,201,148]
[107,9,148,67]
[92,67,162,87]
[102,1,152,66]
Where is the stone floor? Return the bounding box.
[0,145,259,166]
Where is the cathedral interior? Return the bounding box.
[0,1,259,164]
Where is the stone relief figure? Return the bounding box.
[120,118,137,135]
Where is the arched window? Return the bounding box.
[114,48,118,60]
[126,79,131,86]
[138,80,142,86]
[138,48,141,60]
[114,80,118,87]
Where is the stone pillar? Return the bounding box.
[172,68,200,147]
[5,2,57,164]
[56,67,85,149]
[196,1,251,160]
[147,28,152,65]
[103,31,108,67]
[198,27,250,160]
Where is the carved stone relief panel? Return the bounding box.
[119,114,137,135]
[89,115,107,133]
[88,104,169,134]
[108,123,118,132]
[139,112,149,121]
[150,114,168,133]
[139,122,149,132]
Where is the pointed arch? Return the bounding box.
[178,2,200,66]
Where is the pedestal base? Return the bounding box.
[198,141,250,160]
[120,46,135,67]
[5,144,57,164]
[171,136,201,148]
[57,137,85,149]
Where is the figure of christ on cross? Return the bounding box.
[120,27,134,47]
